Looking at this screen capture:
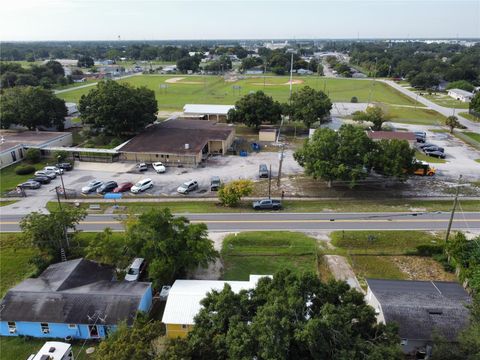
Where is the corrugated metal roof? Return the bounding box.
[448,88,473,97]
[183,104,235,115]
[162,275,270,325]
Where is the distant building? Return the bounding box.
[297,68,313,75]
[366,131,417,147]
[162,275,270,338]
[183,104,235,121]
[118,119,235,166]
[366,279,471,356]
[0,258,152,340]
[447,88,474,102]
[0,130,73,169]
[264,40,289,50]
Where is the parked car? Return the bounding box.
[113,182,134,193]
[131,178,153,193]
[415,135,426,143]
[177,180,198,194]
[81,180,104,194]
[34,170,56,179]
[18,180,41,189]
[252,199,282,210]
[423,145,444,153]
[259,164,269,178]
[125,258,146,282]
[414,131,426,138]
[30,175,51,184]
[96,181,118,194]
[136,163,148,172]
[418,142,437,149]
[55,162,73,171]
[152,162,166,173]
[210,176,221,191]
[424,150,446,159]
[44,166,64,175]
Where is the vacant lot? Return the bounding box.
[221,231,317,280]
[57,75,419,111]
[385,105,446,125]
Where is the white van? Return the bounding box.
[125,258,146,281]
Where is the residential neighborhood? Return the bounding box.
[0,1,479,360]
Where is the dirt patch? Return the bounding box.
[164,77,203,84]
[251,79,305,86]
[391,256,457,281]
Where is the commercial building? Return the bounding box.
[162,275,269,338]
[447,88,474,102]
[0,130,73,169]
[0,258,152,340]
[118,119,235,167]
[366,279,471,356]
[183,104,235,122]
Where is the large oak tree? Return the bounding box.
[287,86,332,128]
[228,91,282,129]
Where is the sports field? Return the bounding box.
[57,74,421,112]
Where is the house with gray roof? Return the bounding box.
[0,258,152,339]
[366,279,471,356]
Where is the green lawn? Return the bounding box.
[349,255,407,280]
[0,337,95,360]
[421,93,470,109]
[459,112,480,122]
[330,230,442,255]
[454,131,480,150]
[0,161,51,194]
[464,131,480,143]
[415,150,446,163]
[221,231,317,280]
[46,199,480,214]
[0,200,17,207]
[385,105,446,125]
[54,78,97,90]
[57,75,419,111]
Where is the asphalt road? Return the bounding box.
[1,212,479,232]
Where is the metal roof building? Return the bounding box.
[183,104,235,121]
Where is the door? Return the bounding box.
[11,151,17,162]
[88,325,99,338]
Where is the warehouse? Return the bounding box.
[118,119,235,167]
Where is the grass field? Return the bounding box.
[221,231,317,280]
[57,75,420,111]
[0,337,95,360]
[459,112,480,122]
[0,161,51,193]
[46,199,480,214]
[385,105,446,125]
[454,131,480,150]
[415,150,446,163]
[54,78,97,90]
[421,93,470,109]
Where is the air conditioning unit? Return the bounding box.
[8,328,16,334]
[42,329,50,334]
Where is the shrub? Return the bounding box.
[25,148,41,164]
[53,150,68,162]
[218,180,254,207]
[15,165,36,175]
[351,96,358,103]
[415,244,444,256]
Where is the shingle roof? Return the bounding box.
[162,275,269,325]
[366,279,471,341]
[119,119,234,155]
[0,258,151,325]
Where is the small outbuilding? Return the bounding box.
[447,88,474,102]
[183,104,235,122]
[259,128,277,142]
[366,279,471,356]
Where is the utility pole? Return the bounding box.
[58,156,67,199]
[277,145,285,187]
[445,174,462,243]
[268,164,272,199]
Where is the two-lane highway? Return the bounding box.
[1,211,480,232]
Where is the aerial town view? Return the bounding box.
[0,0,479,359]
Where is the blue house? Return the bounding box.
[0,258,152,339]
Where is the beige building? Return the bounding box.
[0,130,73,169]
[366,131,416,147]
[118,119,235,167]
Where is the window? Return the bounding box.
[10,151,17,162]
[181,324,188,329]
[68,324,77,329]
[41,323,50,334]
[7,322,16,334]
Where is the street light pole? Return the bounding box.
[445,174,462,243]
[58,156,67,199]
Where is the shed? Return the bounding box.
[447,88,474,102]
[259,129,277,142]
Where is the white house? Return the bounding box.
[447,88,474,102]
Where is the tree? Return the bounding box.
[94,316,163,360]
[162,270,402,360]
[372,139,415,179]
[218,180,254,207]
[353,106,388,131]
[20,207,86,259]
[228,91,282,129]
[288,86,332,128]
[446,80,475,92]
[79,80,158,137]
[0,86,67,130]
[85,228,129,271]
[53,150,69,163]
[409,72,440,89]
[176,56,200,73]
[445,115,462,133]
[25,148,41,164]
[125,209,218,287]
[77,56,94,68]
[240,56,263,71]
[294,125,375,187]
[45,60,65,77]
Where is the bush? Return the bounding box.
[351,96,358,103]
[53,150,68,162]
[25,148,41,164]
[433,253,455,273]
[415,243,444,256]
[15,165,36,175]
[218,180,254,207]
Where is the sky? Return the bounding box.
[1,0,479,41]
